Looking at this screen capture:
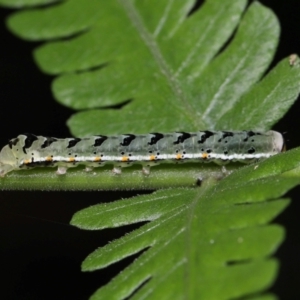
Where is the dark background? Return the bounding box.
[0,1,300,299]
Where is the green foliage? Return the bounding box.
[5,0,296,136]
[1,0,300,299]
[0,163,237,191]
[72,148,300,299]
[0,0,58,8]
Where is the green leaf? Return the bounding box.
[217,57,300,130]
[2,1,300,299]
[71,147,300,299]
[0,0,59,8]
[0,163,233,191]
[6,0,298,137]
[245,295,278,300]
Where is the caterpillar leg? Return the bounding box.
[112,161,134,175]
[112,167,122,175]
[221,166,233,176]
[142,161,160,175]
[142,166,151,176]
[57,166,67,175]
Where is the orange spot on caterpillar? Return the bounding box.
[121,156,129,162]
[23,159,31,165]
[202,153,209,159]
[45,156,53,162]
[94,157,101,162]
[176,154,182,160]
[68,157,75,162]
[149,155,156,161]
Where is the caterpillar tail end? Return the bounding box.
[0,145,18,177]
[0,163,15,177]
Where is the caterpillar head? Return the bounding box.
[271,130,285,153]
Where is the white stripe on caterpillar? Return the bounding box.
[0,130,284,177]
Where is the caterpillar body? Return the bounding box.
[0,130,284,177]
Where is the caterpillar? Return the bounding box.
[0,130,284,177]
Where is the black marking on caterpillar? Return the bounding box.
[173,132,193,144]
[94,135,108,147]
[148,133,164,145]
[41,137,57,149]
[243,130,261,142]
[0,130,285,177]
[248,147,256,154]
[8,137,19,149]
[22,133,38,154]
[67,138,81,148]
[120,134,136,146]
[218,131,234,142]
[198,131,214,144]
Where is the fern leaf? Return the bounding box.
[71,148,300,299]
[1,1,300,298]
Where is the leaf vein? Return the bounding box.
[153,0,173,37]
[119,0,202,128]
